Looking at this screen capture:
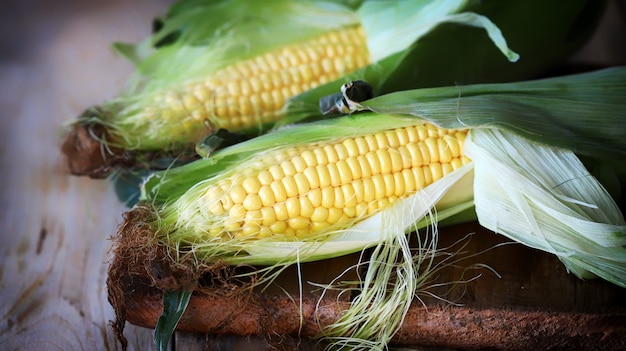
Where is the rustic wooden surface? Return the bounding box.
[0,2,172,350]
[1,1,625,351]
[116,221,625,350]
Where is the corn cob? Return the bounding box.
[188,123,470,240]
[118,26,370,149]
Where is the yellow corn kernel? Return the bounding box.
[342,184,357,208]
[371,174,386,200]
[327,163,342,187]
[288,216,310,231]
[356,155,372,178]
[274,202,289,222]
[261,207,277,227]
[382,174,395,198]
[270,221,287,234]
[203,124,470,239]
[243,194,262,211]
[257,170,273,185]
[429,163,444,182]
[334,187,346,208]
[294,173,311,195]
[351,179,364,203]
[362,178,376,203]
[321,187,335,209]
[366,152,381,175]
[393,172,405,197]
[450,158,464,170]
[229,185,246,204]
[303,167,321,189]
[301,150,318,167]
[292,156,307,173]
[299,197,315,218]
[342,139,360,157]
[438,137,453,163]
[282,175,298,197]
[327,207,344,224]
[402,169,416,193]
[242,177,261,194]
[307,188,322,208]
[311,206,329,222]
[336,160,353,183]
[442,163,454,176]
[270,180,287,203]
[313,147,329,165]
[285,197,301,219]
[354,137,370,155]
[281,160,297,176]
[316,165,332,188]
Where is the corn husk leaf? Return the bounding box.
[360,67,626,161]
[283,0,604,124]
[154,289,192,351]
[368,0,605,94]
[464,128,626,286]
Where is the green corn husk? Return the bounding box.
[280,0,606,124]
[76,0,603,156]
[133,67,626,350]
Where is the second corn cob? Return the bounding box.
[113,25,370,151]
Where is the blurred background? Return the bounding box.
[0,1,624,350]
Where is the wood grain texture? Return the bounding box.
[0,1,172,350]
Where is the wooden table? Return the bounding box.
[1,1,624,350]
[0,2,172,349]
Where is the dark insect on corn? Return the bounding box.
[320,80,374,115]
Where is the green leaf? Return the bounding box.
[132,0,359,84]
[285,0,604,126]
[154,290,193,351]
[374,0,605,94]
[361,67,626,160]
[358,0,469,62]
[437,12,519,62]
